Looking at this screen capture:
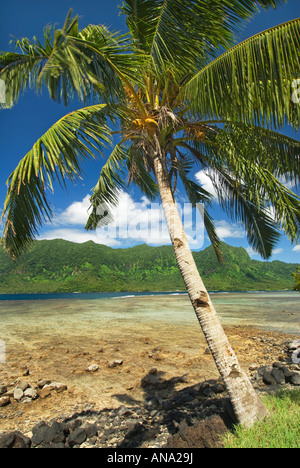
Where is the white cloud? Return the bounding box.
[273,248,284,255]
[246,247,258,257]
[215,220,245,240]
[292,245,300,252]
[195,170,218,201]
[246,246,284,258]
[53,195,91,226]
[39,228,122,247]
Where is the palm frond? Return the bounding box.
[243,168,300,243]
[85,144,128,231]
[211,169,282,259]
[0,29,53,108]
[205,124,300,244]
[179,121,300,257]
[203,210,224,263]
[175,157,213,206]
[120,0,160,52]
[127,145,159,200]
[174,157,223,262]
[192,123,300,251]
[0,10,140,108]
[257,0,287,7]
[120,0,288,80]
[184,18,300,129]
[0,14,100,107]
[1,104,111,259]
[71,25,147,103]
[211,121,300,185]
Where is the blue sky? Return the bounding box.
[0,0,300,263]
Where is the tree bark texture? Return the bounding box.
[153,153,268,428]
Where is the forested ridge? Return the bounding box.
[0,239,297,293]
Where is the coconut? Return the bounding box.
[145,118,158,136]
[132,119,144,130]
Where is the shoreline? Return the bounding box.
[1,291,299,335]
[0,289,296,300]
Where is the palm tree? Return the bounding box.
[1,2,300,427]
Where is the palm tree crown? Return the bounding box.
[1,2,299,260]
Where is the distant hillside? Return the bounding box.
[0,239,298,293]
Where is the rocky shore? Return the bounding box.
[0,379,232,449]
[0,332,299,449]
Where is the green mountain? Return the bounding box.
[0,239,298,294]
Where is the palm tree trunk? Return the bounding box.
[152,152,268,428]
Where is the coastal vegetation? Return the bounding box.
[1,1,300,427]
[293,267,300,292]
[0,239,298,294]
[223,389,300,448]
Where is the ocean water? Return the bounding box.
[0,291,299,335]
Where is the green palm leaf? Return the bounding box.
[179,120,300,258]
[216,123,300,183]
[85,143,128,231]
[127,145,159,200]
[184,18,300,129]
[121,0,287,80]
[0,11,94,107]
[174,157,223,261]
[203,210,224,263]
[210,169,282,259]
[0,10,138,108]
[208,125,300,244]
[1,104,111,258]
[86,142,160,231]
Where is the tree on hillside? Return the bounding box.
[1,1,300,427]
[293,267,300,292]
